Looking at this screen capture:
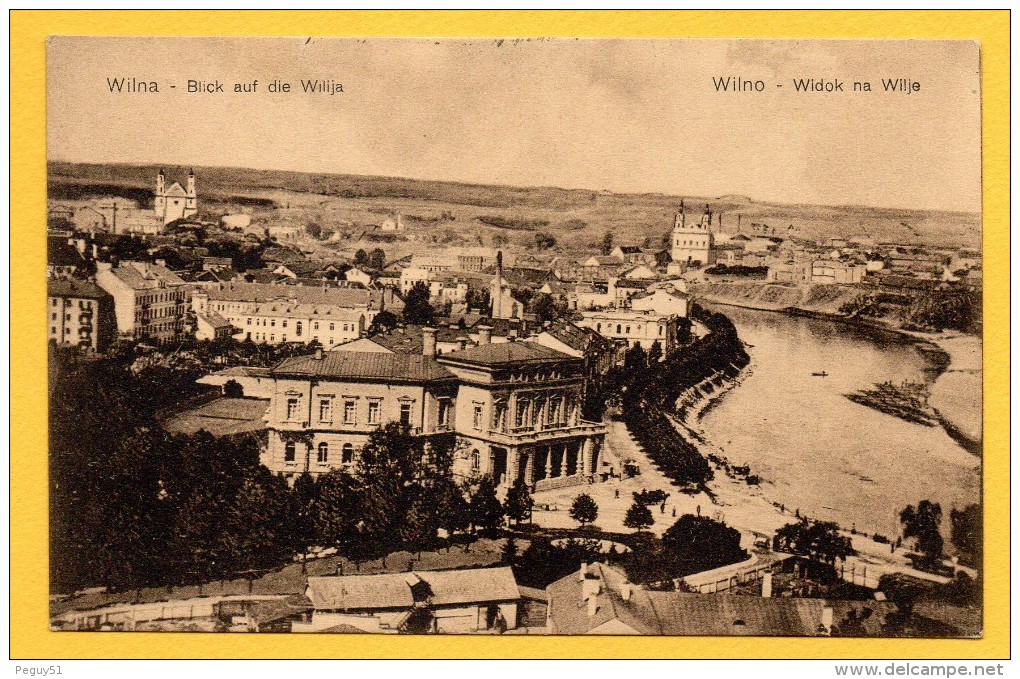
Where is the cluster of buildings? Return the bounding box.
[53,557,899,636]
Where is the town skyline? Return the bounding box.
[48,37,981,213]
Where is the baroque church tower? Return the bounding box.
[670,200,715,267]
[154,168,198,226]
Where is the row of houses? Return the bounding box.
[54,560,895,636]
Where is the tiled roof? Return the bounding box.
[112,261,187,289]
[436,341,574,367]
[273,351,455,382]
[248,302,366,320]
[202,281,401,310]
[306,567,519,612]
[547,564,894,636]
[541,322,611,353]
[196,311,233,329]
[48,279,110,300]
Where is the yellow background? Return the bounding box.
[11,10,1009,659]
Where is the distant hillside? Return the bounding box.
[47,162,981,250]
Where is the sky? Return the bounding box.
[47,37,981,212]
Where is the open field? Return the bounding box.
[49,162,981,255]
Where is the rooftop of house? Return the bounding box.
[196,311,233,329]
[538,321,613,354]
[108,261,187,289]
[48,279,110,300]
[200,281,402,310]
[436,341,575,368]
[306,567,519,612]
[47,237,86,268]
[273,350,456,383]
[547,563,895,636]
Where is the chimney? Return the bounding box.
[761,572,773,598]
[477,325,492,345]
[457,336,468,351]
[620,582,632,602]
[314,348,324,360]
[422,327,437,357]
[578,563,587,582]
[587,595,599,618]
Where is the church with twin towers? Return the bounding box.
[154,168,198,226]
[670,199,716,268]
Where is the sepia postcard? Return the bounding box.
[30,26,996,655]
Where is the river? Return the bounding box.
[699,305,980,539]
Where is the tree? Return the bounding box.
[535,232,557,250]
[353,249,369,268]
[368,310,398,334]
[647,340,663,365]
[434,476,471,541]
[468,476,504,537]
[601,232,614,256]
[222,379,244,398]
[661,515,747,575]
[503,478,533,526]
[569,493,599,528]
[900,500,944,568]
[402,281,436,326]
[624,344,648,372]
[531,293,559,324]
[950,504,981,567]
[305,222,323,239]
[502,535,518,566]
[369,248,386,271]
[312,469,360,550]
[623,500,654,533]
[774,519,855,565]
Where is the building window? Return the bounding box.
[472,404,483,430]
[471,449,480,472]
[284,441,296,462]
[549,396,562,425]
[296,321,302,336]
[330,323,335,331]
[313,322,319,330]
[51,313,56,320]
[367,400,380,424]
[282,320,288,328]
[342,443,354,464]
[659,326,664,336]
[247,318,252,326]
[319,398,332,423]
[271,320,276,327]
[515,400,530,429]
[343,399,357,424]
[438,399,451,428]
[399,402,412,426]
[616,324,621,334]
[317,442,329,463]
[286,397,300,420]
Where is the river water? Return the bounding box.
[699,305,980,539]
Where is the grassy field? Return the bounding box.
[48,162,981,255]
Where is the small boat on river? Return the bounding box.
[812,371,829,377]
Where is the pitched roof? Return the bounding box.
[202,281,400,310]
[273,351,455,383]
[196,311,233,329]
[541,321,612,354]
[111,261,187,289]
[48,279,110,300]
[547,563,893,637]
[306,567,519,612]
[436,341,575,367]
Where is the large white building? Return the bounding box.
[576,309,682,358]
[95,260,191,343]
[191,282,402,347]
[670,200,715,268]
[261,330,607,491]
